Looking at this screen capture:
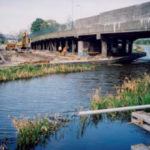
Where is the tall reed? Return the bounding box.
[90,74,150,118]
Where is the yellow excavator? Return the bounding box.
[6,31,32,52]
[16,31,32,51]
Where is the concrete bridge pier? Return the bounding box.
[39,43,42,50]
[78,41,84,53]
[39,42,42,50]
[65,41,68,48]
[45,41,47,50]
[121,40,127,55]
[50,41,54,51]
[43,42,45,50]
[72,40,75,53]
[101,40,108,57]
[127,40,133,54]
[53,41,57,51]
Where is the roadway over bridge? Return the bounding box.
[31,2,150,57]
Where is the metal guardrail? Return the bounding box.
[29,22,74,38]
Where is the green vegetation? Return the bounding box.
[0,64,96,82]
[133,45,144,52]
[90,74,150,119]
[134,39,150,46]
[30,18,73,37]
[0,33,5,44]
[30,18,59,33]
[10,114,68,149]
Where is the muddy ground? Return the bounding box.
[0,45,104,69]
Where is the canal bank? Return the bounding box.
[0,50,146,70]
[0,52,146,82]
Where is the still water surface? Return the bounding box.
[0,51,150,149]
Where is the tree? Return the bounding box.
[0,33,5,44]
[40,22,49,30]
[30,18,60,33]
[47,19,59,27]
[30,18,46,33]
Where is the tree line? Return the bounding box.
[134,39,150,45]
[0,33,5,44]
[30,18,72,33]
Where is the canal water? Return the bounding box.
[139,45,150,59]
[0,48,150,150]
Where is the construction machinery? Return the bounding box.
[16,31,32,51]
[6,31,32,52]
[6,43,16,50]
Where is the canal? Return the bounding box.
[0,48,150,149]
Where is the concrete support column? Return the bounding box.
[54,42,57,51]
[40,43,42,50]
[40,43,43,50]
[51,42,54,51]
[127,40,133,54]
[101,40,108,57]
[49,41,52,51]
[43,42,45,50]
[128,41,133,54]
[45,42,47,50]
[59,41,62,47]
[65,41,68,47]
[107,42,112,57]
[122,40,127,55]
[50,42,52,51]
[72,40,75,53]
[48,41,50,50]
[78,41,84,53]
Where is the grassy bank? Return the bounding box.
[90,74,150,119]
[0,63,96,82]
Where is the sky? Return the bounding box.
[0,0,149,35]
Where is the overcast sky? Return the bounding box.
[0,0,149,34]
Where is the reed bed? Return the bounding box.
[0,63,96,82]
[90,74,150,119]
[9,114,69,149]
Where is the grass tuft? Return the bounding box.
[9,114,68,149]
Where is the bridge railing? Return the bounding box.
[29,22,74,38]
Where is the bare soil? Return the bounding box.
[0,49,104,69]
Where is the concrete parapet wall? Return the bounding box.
[75,2,150,29]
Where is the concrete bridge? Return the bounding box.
[31,2,150,57]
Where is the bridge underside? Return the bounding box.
[31,31,150,57]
